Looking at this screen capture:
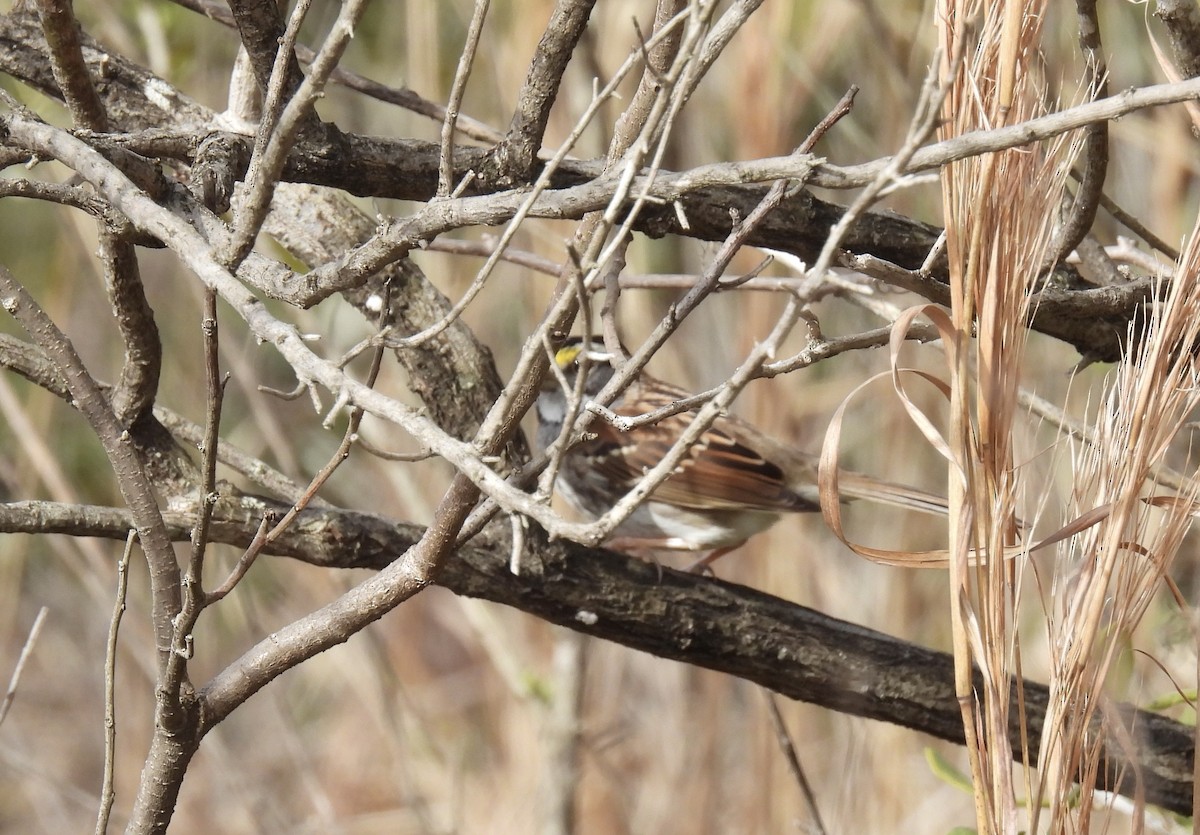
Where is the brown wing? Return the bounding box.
[578,378,818,514]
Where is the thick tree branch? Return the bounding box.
[225,0,308,109]
[8,10,1200,362]
[0,497,1191,817]
[1157,0,1200,80]
[32,0,106,128]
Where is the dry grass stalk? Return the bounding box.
[936,0,1076,831]
[938,3,1200,831]
[1033,255,1200,831]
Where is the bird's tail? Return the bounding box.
[833,471,950,517]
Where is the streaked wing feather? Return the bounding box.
[579,381,817,513]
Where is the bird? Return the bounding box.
[535,336,949,562]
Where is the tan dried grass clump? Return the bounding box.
[1033,264,1200,830]
[932,2,1200,833]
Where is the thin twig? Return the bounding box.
[165,287,226,694]
[438,0,491,197]
[0,606,48,728]
[206,281,394,604]
[168,0,505,141]
[205,515,271,604]
[354,437,434,462]
[1091,186,1180,262]
[95,531,134,835]
[389,14,689,349]
[425,237,560,275]
[763,692,828,835]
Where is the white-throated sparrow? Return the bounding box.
[535,337,948,556]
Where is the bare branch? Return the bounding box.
[4,5,1200,829]
[438,0,491,197]
[32,0,107,129]
[609,0,686,159]
[33,1,164,429]
[168,0,505,142]
[0,498,1192,818]
[0,606,47,728]
[99,232,162,425]
[226,0,370,269]
[8,10,1198,362]
[95,533,134,835]
[0,265,181,671]
[489,0,598,184]
[1042,0,1112,276]
[225,0,308,107]
[1156,0,1200,79]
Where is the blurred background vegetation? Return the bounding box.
[1,1,1197,832]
